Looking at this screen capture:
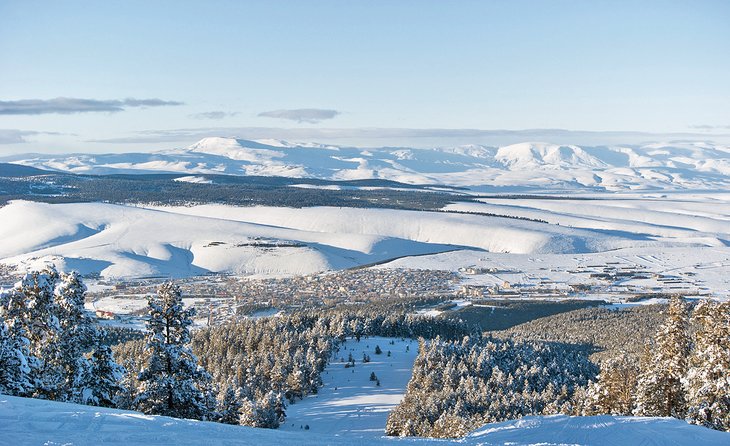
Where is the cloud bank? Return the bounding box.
[0,97,183,115]
[257,108,340,124]
[0,129,38,144]
[688,124,730,131]
[189,111,239,120]
[87,127,730,147]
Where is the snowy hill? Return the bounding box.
[0,200,691,279]
[3,137,730,191]
[1,394,728,445]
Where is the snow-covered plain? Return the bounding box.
[4,137,730,191]
[379,246,730,298]
[1,394,728,446]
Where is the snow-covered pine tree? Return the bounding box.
[82,343,127,408]
[580,353,638,415]
[16,268,65,399]
[0,317,32,395]
[239,390,284,428]
[430,412,470,438]
[54,271,98,402]
[684,300,730,431]
[218,384,243,425]
[634,296,690,418]
[135,282,212,420]
[238,398,260,427]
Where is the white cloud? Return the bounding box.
[0,97,184,115]
[258,108,340,124]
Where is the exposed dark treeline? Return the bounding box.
[449,299,606,332]
[0,171,461,210]
[494,304,664,362]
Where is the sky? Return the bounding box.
[1,0,729,153]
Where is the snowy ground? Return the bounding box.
[280,337,419,437]
[2,394,729,446]
[378,246,730,299]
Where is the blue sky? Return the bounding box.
[1,0,729,152]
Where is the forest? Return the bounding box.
[1,268,728,436]
[0,165,460,210]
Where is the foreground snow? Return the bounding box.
[465,415,730,445]
[1,394,728,446]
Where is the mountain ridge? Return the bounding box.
[2,137,729,191]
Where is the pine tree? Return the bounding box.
[135,282,212,420]
[239,398,262,428]
[266,390,287,425]
[15,268,65,399]
[0,317,31,395]
[684,300,730,431]
[218,385,242,425]
[430,412,470,438]
[82,343,127,408]
[54,271,98,402]
[634,297,690,418]
[581,353,638,415]
[239,392,282,429]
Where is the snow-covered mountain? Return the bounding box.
[3,137,730,191]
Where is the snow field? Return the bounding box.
[378,247,730,298]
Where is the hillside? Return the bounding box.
[0,200,689,279]
[1,394,728,446]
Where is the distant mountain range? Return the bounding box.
[2,137,729,191]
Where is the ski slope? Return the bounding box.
[280,337,418,437]
[1,394,728,446]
